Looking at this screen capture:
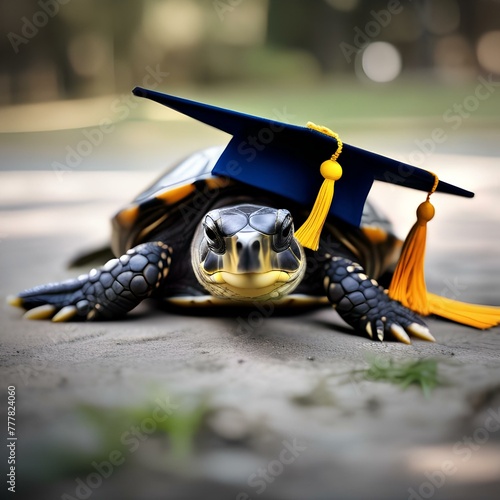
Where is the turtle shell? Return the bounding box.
[111,146,230,256]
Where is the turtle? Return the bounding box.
[8,145,434,344]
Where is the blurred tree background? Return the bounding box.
[1,0,499,105]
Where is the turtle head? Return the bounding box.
[191,204,306,301]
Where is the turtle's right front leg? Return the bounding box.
[8,242,172,321]
[322,255,434,343]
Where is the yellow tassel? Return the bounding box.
[389,173,500,329]
[427,293,500,329]
[295,122,343,251]
[388,197,435,315]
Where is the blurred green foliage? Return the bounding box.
[353,357,441,397]
[1,0,500,105]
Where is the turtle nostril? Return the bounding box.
[251,241,260,252]
[236,241,243,252]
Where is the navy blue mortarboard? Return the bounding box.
[132,86,473,250]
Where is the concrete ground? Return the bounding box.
[1,105,500,500]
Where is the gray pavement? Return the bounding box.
[1,120,500,500]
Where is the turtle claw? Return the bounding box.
[376,321,384,342]
[6,295,23,308]
[52,305,78,322]
[23,304,56,320]
[390,323,411,345]
[408,323,435,342]
[365,321,373,339]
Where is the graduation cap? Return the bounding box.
[132,87,472,235]
[133,87,500,330]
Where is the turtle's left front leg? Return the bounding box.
[8,242,172,321]
[322,256,434,343]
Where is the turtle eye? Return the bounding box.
[272,214,294,253]
[204,219,225,254]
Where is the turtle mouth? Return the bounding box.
[203,270,303,299]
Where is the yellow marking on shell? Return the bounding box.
[158,261,164,269]
[362,226,388,244]
[52,305,78,323]
[23,304,56,320]
[205,177,233,190]
[156,183,196,204]
[87,309,96,320]
[161,252,167,260]
[115,205,140,229]
[358,273,368,281]
[346,265,355,272]
[7,295,23,308]
[180,298,213,306]
[164,294,328,308]
[135,214,168,244]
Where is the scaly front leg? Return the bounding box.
[323,256,434,344]
[8,242,172,321]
